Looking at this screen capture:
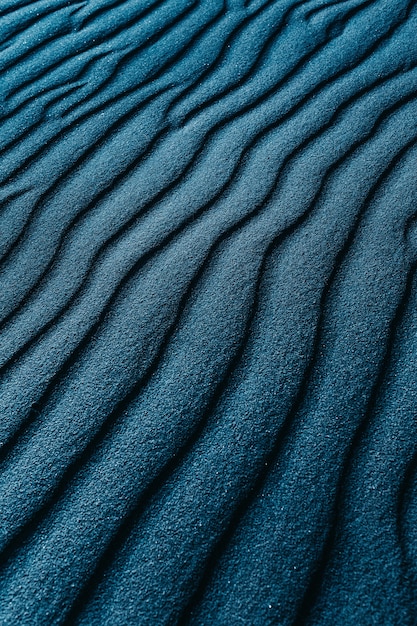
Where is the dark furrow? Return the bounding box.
[305,0,368,20]
[166,0,411,161]
[78,0,162,30]
[0,132,174,326]
[0,0,163,82]
[71,0,211,94]
[32,79,88,109]
[75,0,141,29]
[20,79,88,115]
[0,0,64,19]
[4,44,118,107]
[0,187,32,208]
[0,165,286,567]
[174,157,417,625]
[1,62,400,532]
[62,2,233,121]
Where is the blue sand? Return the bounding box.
[1,0,417,624]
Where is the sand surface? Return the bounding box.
[1,0,417,624]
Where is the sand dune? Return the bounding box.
[1,0,417,623]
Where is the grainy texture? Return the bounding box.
[1,0,417,624]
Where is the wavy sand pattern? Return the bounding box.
[1,0,417,623]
